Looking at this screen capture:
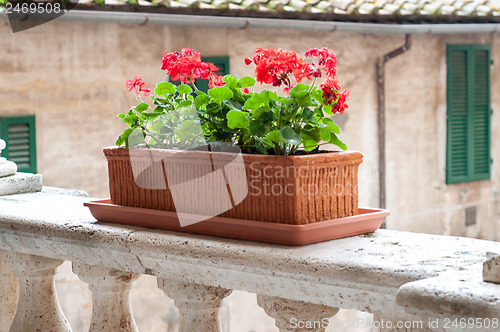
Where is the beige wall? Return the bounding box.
[1,17,499,239]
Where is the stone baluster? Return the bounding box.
[157,278,232,332]
[256,295,339,332]
[0,255,19,331]
[0,251,71,332]
[72,263,139,332]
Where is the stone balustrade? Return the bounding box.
[0,187,500,332]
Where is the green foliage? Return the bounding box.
[154,82,176,97]
[117,74,346,155]
[208,86,233,104]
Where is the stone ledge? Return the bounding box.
[396,267,500,320]
[1,188,500,323]
[0,173,42,196]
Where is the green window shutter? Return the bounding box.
[447,48,468,181]
[472,49,491,176]
[170,56,230,93]
[446,45,490,184]
[0,116,37,173]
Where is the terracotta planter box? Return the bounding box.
[103,147,363,225]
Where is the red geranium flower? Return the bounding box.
[208,73,225,89]
[245,47,311,90]
[320,78,349,114]
[305,47,338,79]
[161,48,219,85]
[125,76,151,97]
[333,90,349,114]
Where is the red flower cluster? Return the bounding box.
[320,79,349,114]
[305,47,348,112]
[305,47,338,78]
[245,47,349,113]
[245,47,311,89]
[161,48,223,86]
[208,74,225,89]
[125,76,151,97]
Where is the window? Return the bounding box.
[0,115,37,173]
[170,56,230,93]
[446,45,491,184]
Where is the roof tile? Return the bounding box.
[67,0,500,23]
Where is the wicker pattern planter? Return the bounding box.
[104,147,363,225]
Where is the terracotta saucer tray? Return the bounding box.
[85,199,389,246]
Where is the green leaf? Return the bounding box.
[239,76,256,88]
[194,94,210,109]
[115,128,134,147]
[323,105,333,114]
[123,111,139,126]
[127,128,146,148]
[262,90,278,102]
[179,100,193,107]
[289,83,309,100]
[243,90,277,111]
[243,95,263,110]
[311,86,323,103]
[328,133,347,150]
[319,118,340,140]
[223,99,243,112]
[256,140,269,154]
[154,82,176,96]
[135,103,149,112]
[227,110,250,129]
[302,126,321,142]
[148,116,164,132]
[252,106,275,122]
[208,86,234,104]
[176,84,193,95]
[175,120,203,140]
[302,108,316,123]
[303,139,318,151]
[223,75,241,88]
[280,126,301,145]
[264,130,288,145]
[248,119,267,137]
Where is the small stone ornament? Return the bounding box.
[0,139,17,178]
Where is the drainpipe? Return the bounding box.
[377,34,413,216]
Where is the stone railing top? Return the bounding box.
[0,187,499,319]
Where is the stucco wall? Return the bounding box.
[385,33,500,240]
[0,17,499,240]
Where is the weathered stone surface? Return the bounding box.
[0,172,42,195]
[0,254,18,332]
[257,295,339,332]
[73,263,140,332]
[0,188,500,330]
[483,253,500,284]
[396,267,500,331]
[0,139,18,179]
[0,251,71,332]
[157,279,231,332]
[0,160,17,178]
